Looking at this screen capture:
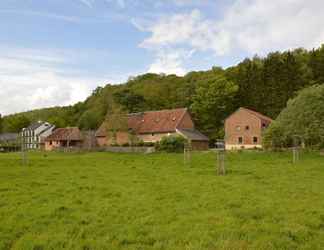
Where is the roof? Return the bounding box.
[96,108,188,136]
[45,127,82,141]
[177,129,209,141]
[25,121,54,132]
[226,107,273,123]
[0,133,18,142]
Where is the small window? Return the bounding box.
[236,126,241,131]
[238,137,243,144]
[262,123,267,128]
[49,141,53,145]
[253,137,258,144]
[151,133,155,137]
[245,125,250,131]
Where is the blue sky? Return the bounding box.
[1,0,324,115]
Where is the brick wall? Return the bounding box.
[225,109,263,149]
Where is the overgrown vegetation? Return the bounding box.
[3,45,324,142]
[155,135,187,153]
[263,84,324,149]
[1,151,324,249]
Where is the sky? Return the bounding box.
[1,0,324,115]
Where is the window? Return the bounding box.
[49,141,53,145]
[253,137,258,144]
[245,125,250,131]
[262,123,267,128]
[238,137,243,144]
[151,133,155,137]
[236,126,241,131]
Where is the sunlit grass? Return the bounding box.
[0,151,324,249]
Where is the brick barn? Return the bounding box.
[96,108,209,151]
[225,107,272,150]
[45,127,83,151]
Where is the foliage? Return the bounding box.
[1,151,324,249]
[2,45,324,138]
[263,84,324,149]
[155,135,187,153]
[2,114,30,132]
[0,114,2,133]
[191,75,238,141]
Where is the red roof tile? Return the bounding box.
[45,127,82,141]
[96,108,188,136]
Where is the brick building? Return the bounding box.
[44,127,83,151]
[96,108,209,150]
[225,107,272,150]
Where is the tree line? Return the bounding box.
[1,45,324,141]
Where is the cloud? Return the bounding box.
[79,0,94,8]
[0,48,108,115]
[147,49,193,76]
[135,0,324,75]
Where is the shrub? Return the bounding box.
[121,142,130,147]
[263,84,324,150]
[155,136,187,153]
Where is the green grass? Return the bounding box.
[1,151,324,250]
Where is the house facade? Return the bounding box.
[44,127,83,151]
[225,107,272,150]
[21,121,55,150]
[96,108,209,150]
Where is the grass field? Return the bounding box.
[1,151,324,250]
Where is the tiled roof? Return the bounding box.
[177,129,209,141]
[96,108,188,136]
[45,127,82,141]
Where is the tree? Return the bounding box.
[191,76,238,140]
[78,110,101,130]
[0,114,3,133]
[263,84,324,149]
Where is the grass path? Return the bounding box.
[0,151,324,249]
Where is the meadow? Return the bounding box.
[0,151,324,250]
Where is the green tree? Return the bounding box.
[0,114,3,133]
[191,76,238,140]
[264,84,324,149]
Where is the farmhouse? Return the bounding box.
[21,121,55,150]
[45,127,83,151]
[96,108,209,150]
[225,107,272,150]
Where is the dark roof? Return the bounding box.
[96,108,188,136]
[45,127,82,141]
[26,121,45,130]
[0,133,18,142]
[177,129,209,141]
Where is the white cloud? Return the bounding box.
[0,48,108,115]
[79,0,94,8]
[147,49,193,76]
[136,0,324,75]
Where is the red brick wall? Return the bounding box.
[225,109,263,147]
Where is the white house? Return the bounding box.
[21,121,55,149]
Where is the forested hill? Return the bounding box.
[2,45,324,140]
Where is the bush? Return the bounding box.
[121,142,130,147]
[155,136,187,153]
[263,84,324,150]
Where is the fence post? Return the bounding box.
[292,135,301,164]
[215,139,226,175]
